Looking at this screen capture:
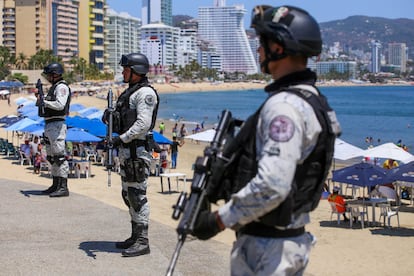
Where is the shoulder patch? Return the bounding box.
[269,115,295,142]
[145,95,154,106]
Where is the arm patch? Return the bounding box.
[269,115,295,142]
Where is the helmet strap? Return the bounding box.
[261,39,288,74]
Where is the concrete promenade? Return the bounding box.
[0,179,230,276]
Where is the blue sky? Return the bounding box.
[107,0,414,26]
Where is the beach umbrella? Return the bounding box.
[69,103,86,112]
[66,116,107,137]
[185,129,216,142]
[332,162,389,187]
[4,118,37,131]
[334,138,365,160]
[78,107,101,117]
[66,128,102,143]
[0,115,21,126]
[385,161,414,183]
[362,143,414,163]
[153,131,172,144]
[86,110,104,120]
[19,123,45,136]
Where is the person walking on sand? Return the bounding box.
[169,136,184,169]
[37,62,71,197]
[191,5,341,275]
[102,52,159,257]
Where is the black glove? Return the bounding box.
[192,210,223,240]
[110,136,122,148]
[101,109,110,124]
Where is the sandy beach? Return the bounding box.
[1,83,414,275]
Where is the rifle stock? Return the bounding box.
[166,110,234,276]
[36,79,45,117]
[106,88,114,187]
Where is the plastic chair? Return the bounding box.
[349,205,368,229]
[329,201,346,225]
[378,203,400,228]
[19,151,32,166]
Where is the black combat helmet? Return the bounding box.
[43,62,64,75]
[119,53,149,75]
[251,5,322,57]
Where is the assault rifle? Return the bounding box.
[106,88,114,187]
[36,79,45,117]
[166,110,240,276]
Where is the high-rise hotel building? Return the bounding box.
[106,9,141,77]
[198,1,257,74]
[142,0,172,26]
[1,0,48,58]
[388,42,407,73]
[78,0,105,70]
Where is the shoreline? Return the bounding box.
[1,83,414,275]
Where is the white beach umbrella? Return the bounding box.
[185,129,216,142]
[334,138,365,160]
[362,143,414,163]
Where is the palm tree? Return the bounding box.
[15,52,27,70]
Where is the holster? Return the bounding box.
[122,158,147,183]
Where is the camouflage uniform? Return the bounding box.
[219,85,323,275]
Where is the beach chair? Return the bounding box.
[19,151,32,166]
[329,201,346,225]
[378,203,400,228]
[349,205,368,229]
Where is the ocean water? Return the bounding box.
[157,85,414,150]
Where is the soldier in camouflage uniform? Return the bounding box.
[102,53,159,257]
[37,62,71,198]
[192,5,341,275]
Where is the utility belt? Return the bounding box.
[238,222,305,238]
[45,118,65,124]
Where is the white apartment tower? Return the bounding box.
[370,40,382,73]
[142,0,172,26]
[106,9,141,77]
[198,1,257,74]
[388,42,407,73]
[140,23,179,70]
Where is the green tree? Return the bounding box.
[9,72,28,84]
[15,53,27,70]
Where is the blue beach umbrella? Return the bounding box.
[66,128,102,143]
[0,115,21,126]
[332,162,389,187]
[5,118,37,131]
[19,123,45,136]
[153,131,172,144]
[70,103,86,112]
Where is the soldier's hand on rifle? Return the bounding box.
[101,109,110,124]
[111,136,122,148]
[192,210,225,240]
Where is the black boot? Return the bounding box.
[122,224,150,257]
[49,177,69,197]
[41,177,59,195]
[115,221,138,249]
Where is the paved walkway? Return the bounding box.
[0,179,230,276]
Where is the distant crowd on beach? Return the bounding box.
[365,136,409,152]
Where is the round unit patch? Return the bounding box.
[269,115,295,142]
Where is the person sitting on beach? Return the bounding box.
[328,186,349,222]
[383,158,398,170]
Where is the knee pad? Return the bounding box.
[127,187,147,212]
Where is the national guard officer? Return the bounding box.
[37,62,71,197]
[192,5,341,275]
[102,53,159,257]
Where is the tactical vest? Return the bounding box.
[43,80,71,118]
[212,86,339,227]
[113,80,159,135]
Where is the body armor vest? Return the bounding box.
[43,80,71,118]
[113,80,159,135]
[213,87,338,227]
